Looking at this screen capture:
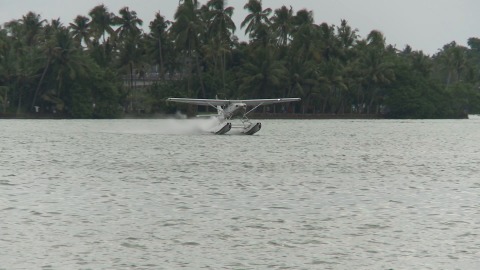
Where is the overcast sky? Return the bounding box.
[1,0,478,54]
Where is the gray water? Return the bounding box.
[1,118,480,270]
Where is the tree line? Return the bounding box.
[1,0,479,118]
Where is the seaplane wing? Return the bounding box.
[234,98,301,106]
[167,97,300,107]
[166,98,230,106]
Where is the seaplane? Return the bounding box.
[166,97,301,135]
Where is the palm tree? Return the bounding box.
[278,9,319,113]
[336,19,358,67]
[2,14,45,114]
[19,12,45,46]
[409,50,432,77]
[148,12,171,78]
[270,5,294,46]
[115,7,143,40]
[366,30,386,49]
[47,27,91,112]
[318,58,347,113]
[290,9,318,63]
[207,0,235,38]
[31,18,66,111]
[206,0,236,92]
[238,47,287,99]
[172,0,202,55]
[115,6,144,105]
[171,0,206,99]
[337,20,357,50]
[31,37,54,111]
[88,4,116,44]
[437,42,467,87]
[285,58,319,114]
[88,5,117,69]
[241,0,271,40]
[0,30,16,113]
[69,15,91,48]
[357,31,395,114]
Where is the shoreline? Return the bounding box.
[0,112,384,120]
[248,113,383,120]
[1,112,469,120]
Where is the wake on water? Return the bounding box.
[158,118,245,135]
[100,117,231,135]
[159,117,222,135]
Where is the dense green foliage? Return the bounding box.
[1,0,479,118]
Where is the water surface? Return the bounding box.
[1,119,480,269]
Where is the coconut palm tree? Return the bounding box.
[238,47,287,99]
[241,0,271,40]
[357,31,395,114]
[69,15,91,48]
[31,18,66,111]
[148,12,171,78]
[270,5,294,47]
[115,6,144,103]
[31,36,54,111]
[44,26,91,113]
[366,30,386,49]
[337,20,358,50]
[88,4,116,44]
[2,14,44,114]
[87,5,117,69]
[115,7,143,40]
[19,12,45,46]
[206,0,236,92]
[437,42,468,87]
[0,30,16,113]
[207,0,235,38]
[171,0,206,98]
[290,9,318,63]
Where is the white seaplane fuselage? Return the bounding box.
[218,102,247,120]
[166,98,301,135]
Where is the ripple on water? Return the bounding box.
[1,119,480,269]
